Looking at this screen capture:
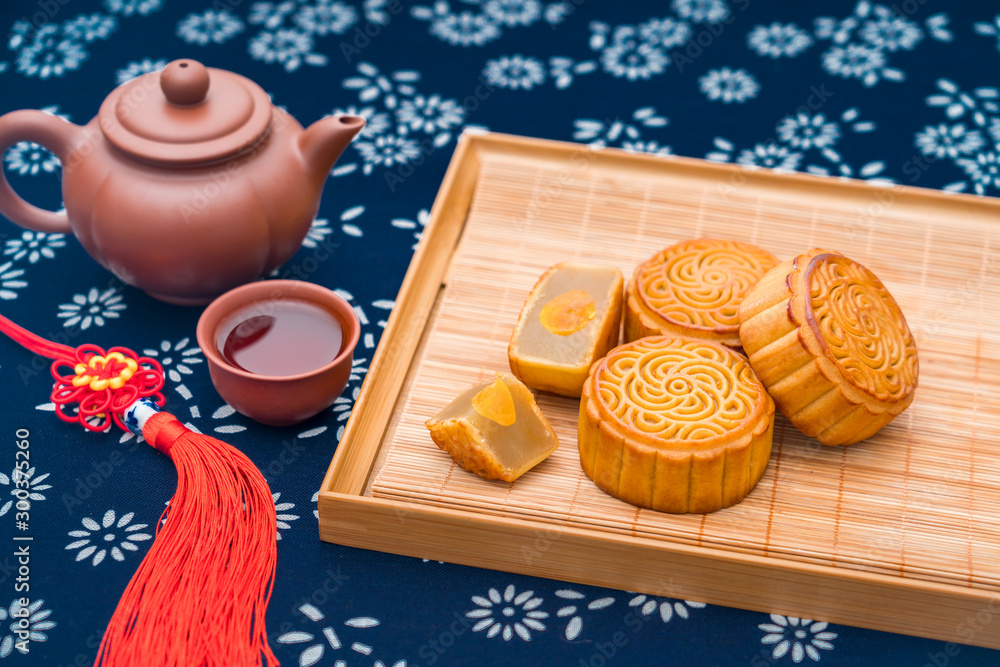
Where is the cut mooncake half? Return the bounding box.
[738,248,919,446]
[426,372,559,482]
[509,262,624,397]
[625,239,779,349]
[579,336,775,514]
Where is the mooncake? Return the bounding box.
[625,239,779,349]
[579,336,775,514]
[426,372,559,482]
[509,262,624,397]
[738,249,918,446]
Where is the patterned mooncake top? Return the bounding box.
[801,252,919,402]
[634,239,779,333]
[591,336,771,445]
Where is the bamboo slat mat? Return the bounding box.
[368,151,1000,591]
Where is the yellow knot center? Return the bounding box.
[72,352,139,392]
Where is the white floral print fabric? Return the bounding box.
[0,2,997,666]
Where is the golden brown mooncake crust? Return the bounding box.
[625,239,779,349]
[738,249,919,447]
[578,336,775,514]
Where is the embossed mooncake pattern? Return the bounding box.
[626,239,779,348]
[579,336,774,514]
[739,249,918,446]
[807,255,918,402]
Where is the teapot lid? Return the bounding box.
[98,59,273,165]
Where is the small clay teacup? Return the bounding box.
[196,280,360,426]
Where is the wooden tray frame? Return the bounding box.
[319,132,1000,649]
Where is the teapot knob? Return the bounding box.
[160,59,210,106]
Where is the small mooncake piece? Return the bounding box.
[508,262,624,397]
[625,239,779,349]
[738,248,918,446]
[426,372,559,482]
[579,336,775,514]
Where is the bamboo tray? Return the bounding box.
[319,132,1000,649]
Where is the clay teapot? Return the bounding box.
[0,59,364,304]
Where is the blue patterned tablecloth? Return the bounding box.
[1,0,999,665]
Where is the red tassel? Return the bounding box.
[0,314,280,666]
[95,411,279,667]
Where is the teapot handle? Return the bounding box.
[0,109,81,234]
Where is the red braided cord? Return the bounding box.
[0,312,77,360]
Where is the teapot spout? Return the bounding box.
[299,114,365,180]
